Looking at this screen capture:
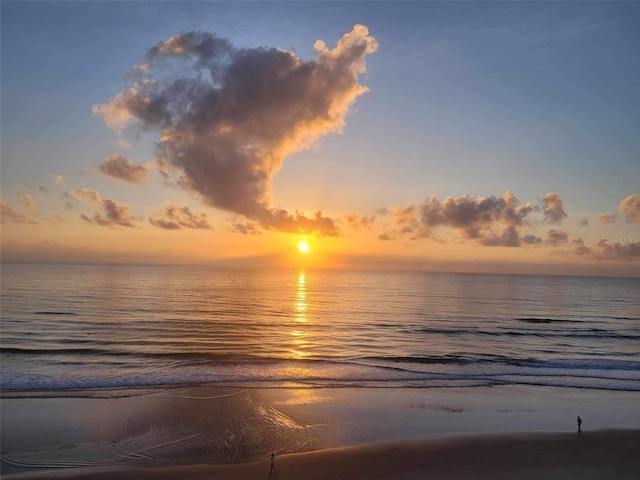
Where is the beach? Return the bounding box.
[2,385,639,478]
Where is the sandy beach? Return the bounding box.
[2,385,639,478]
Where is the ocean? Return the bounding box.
[1,263,639,393]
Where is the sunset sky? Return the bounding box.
[2,2,639,275]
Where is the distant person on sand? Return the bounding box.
[577,416,582,433]
[270,452,276,474]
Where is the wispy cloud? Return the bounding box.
[94,25,378,236]
[0,199,38,224]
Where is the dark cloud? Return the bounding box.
[619,193,640,224]
[149,204,212,230]
[82,198,136,227]
[597,214,617,225]
[541,193,567,224]
[544,229,569,246]
[94,26,378,236]
[99,153,148,184]
[378,232,393,241]
[577,218,589,227]
[0,200,38,224]
[38,186,49,194]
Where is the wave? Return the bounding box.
[516,318,574,323]
[34,311,78,315]
[415,327,640,341]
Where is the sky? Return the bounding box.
[1,1,639,276]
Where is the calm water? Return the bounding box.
[1,264,639,392]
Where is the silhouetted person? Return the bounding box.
[577,416,582,434]
[270,452,276,474]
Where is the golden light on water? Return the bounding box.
[295,271,307,323]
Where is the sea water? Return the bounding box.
[1,263,639,392]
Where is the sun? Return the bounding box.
[297,239,310,254]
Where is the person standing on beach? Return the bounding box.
[577,416,582,433]
[270,452,276,474]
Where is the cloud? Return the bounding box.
[50,175,67,188]
[619,193,640,224]
[541,193,567,224]
[229,219,260,235]
[571,238,592,256]
[597,213,617,224]
[544,229,569,246]
[65,188,103,207]
[577,218,589,228]
[82,198,136,227]
[149,204,212,230]
[378,232,393,241]
[0,199,38,224]
[38,186,49,194]
[94,26,378,236]
[594,239,640,259]
[21,194,37,212]
[344,213,376,230]
[388,192,537,246]
[522,234,543,245]
[99,153,148,184]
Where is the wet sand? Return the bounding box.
[5,430,640,480]
[2,385,639,477]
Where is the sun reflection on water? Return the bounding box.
[290,271,311,359]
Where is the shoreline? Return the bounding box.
[4,429,639,479]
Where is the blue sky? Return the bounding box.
[2,1,639,273]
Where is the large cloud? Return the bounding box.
[619,193,640,224]
[99,153,148,184]
[93,26,378,236]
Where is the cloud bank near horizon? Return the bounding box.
[94,25,378,236]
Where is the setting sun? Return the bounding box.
[298,239,310,254]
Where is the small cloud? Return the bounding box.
[376,207,391,216]
[65,188,103,208]
[230,220,260,235]
[21,194,37,213]
[522,234,543,245]
[99,153,148,184]
[82,198,136,227]
[545,229,569,246]
[619,193,640,224]
[378,232,393,241]
[344,213,375,230]
[38,186,49,194]
[149,204,212,230]
[50,175,67,188]
[597,213,617,225]
[577,218,589,228]
[541,193,567,225]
